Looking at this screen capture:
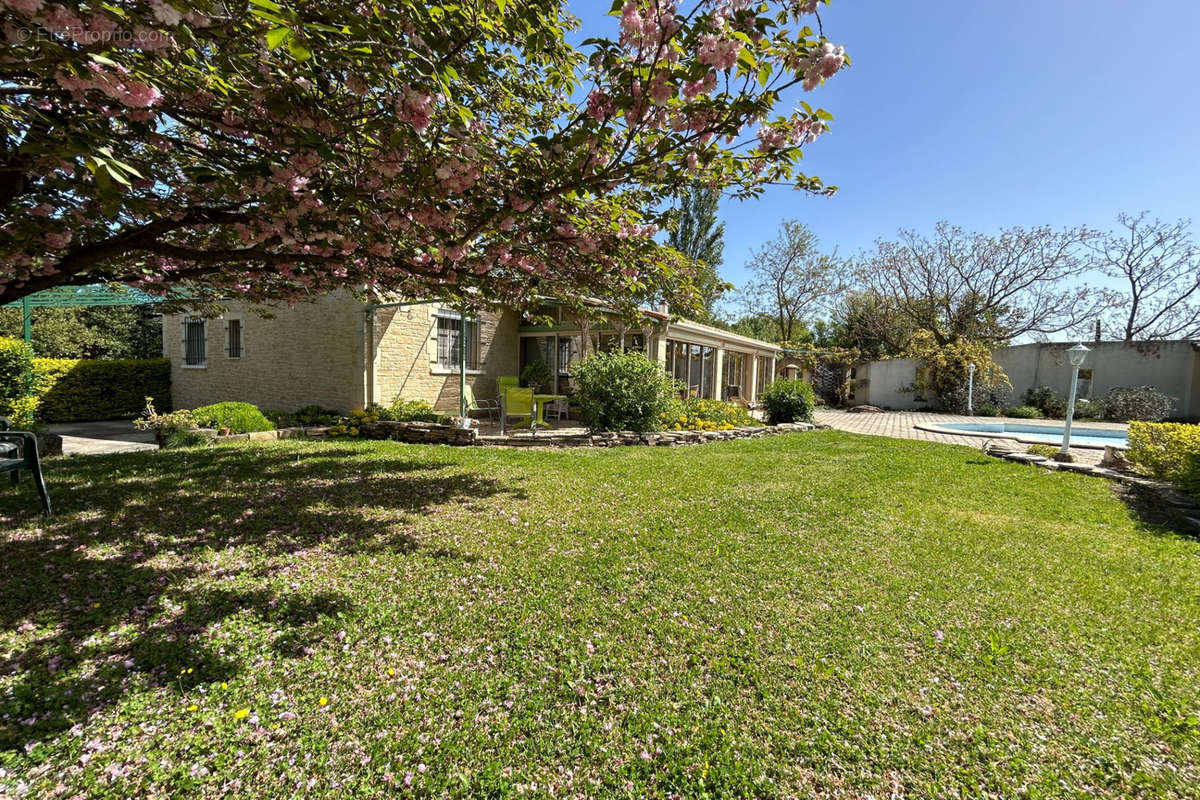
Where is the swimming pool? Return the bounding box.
[917,422,1129,449]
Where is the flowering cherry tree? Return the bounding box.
[0,0,846,315]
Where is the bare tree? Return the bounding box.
[856,222,1100,346]
[740,221,846,344]
[1090,212,1200,341]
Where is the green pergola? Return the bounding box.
[3,285,161,343]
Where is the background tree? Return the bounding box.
[855,222,1100,346]
[0,0,848,318]
[667,183,727,322]
[0,306,161,359]
[825,290,914,359]
[1090,212,1200,341]
[738,220,846,344]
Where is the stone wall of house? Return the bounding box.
[372,304,520,412]
[164,293,367,413]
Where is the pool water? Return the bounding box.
[936,422,1128,449]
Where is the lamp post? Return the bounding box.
[1057,343,1090,461]
[966,363,976,415]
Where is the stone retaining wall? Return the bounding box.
[352,420,816,448]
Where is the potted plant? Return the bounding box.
[520,359,553,392]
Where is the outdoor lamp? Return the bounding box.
[966,363,976,414]
[1057,343,1090,460]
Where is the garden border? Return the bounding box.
[183,420,819,449]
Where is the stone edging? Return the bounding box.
[355,420,817,448]
[982,442,1200,534]
[187,420,819,449]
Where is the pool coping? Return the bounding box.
[913,421,1129,450]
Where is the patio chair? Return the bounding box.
[499,387,535,436]
[463,384,498,421]
[497,376,519,400]
[0,417,51,516]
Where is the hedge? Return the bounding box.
[32,357,171,422]
[1126,421,1200,498]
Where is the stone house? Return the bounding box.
[162,292,784,414]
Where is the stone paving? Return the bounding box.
[811,409,1129,466]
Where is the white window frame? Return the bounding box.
[224,314,245,359]
[431,309,484,375]
[182,316,207,368]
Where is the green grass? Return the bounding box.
[1,432,1198,798]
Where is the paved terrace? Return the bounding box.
[812,409,1130,466]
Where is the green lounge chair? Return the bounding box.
[0,417,51,516]
[463,384,498,421]
[497,376,519,400]
[500,387,535,435]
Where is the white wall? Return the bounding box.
[858,358,926,410]
[994,340,1199,418]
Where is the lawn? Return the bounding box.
[1,432,1198,798]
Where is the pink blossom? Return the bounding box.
[683,71,717,100]
[44,231,72,249]
[149,0,183,27]
[586,88,612,123]
[698,32,740,71]
[649,72,673,104]
[4,0,44,16]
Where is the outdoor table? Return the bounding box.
[532,394,568,428]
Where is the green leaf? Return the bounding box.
[287,39,313,60]
[265,27,291,51]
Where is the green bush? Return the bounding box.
[1022,385,1066,418]
[190,401,274,433]
[0,336,34,407]
[1097,386,1174,422]
[1126,422,1200,496]
[570,351,679,432]
[383,398,443,423]
[1073,399,1103,420]
[660,397,761,431]
[975,404,1002,417]
[1004,405,1042,419]
[760,379,815,424]
[32,357,171,422]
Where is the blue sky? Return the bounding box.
[575,1,1200,295]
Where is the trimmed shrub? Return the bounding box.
[0,336,34,407]
[1022,385,1066,419]
[1096,386,1174,422]
[32,357,171,422]
[190,401,274,433]
[760,379,816,424]
[382,398,444,423]
[1126,422,1200,493]
[570,351,679,432]
[1004,405,1042,419]
[660,398,761,431]
[975,404,1002,417]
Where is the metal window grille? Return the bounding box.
[184,319,206,365]
[227,319,242,358]
[436,316,479,370]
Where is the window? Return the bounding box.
[557,335,581,376]
[723,351,746,399]
[665,339,719,398]
[435,313,479,370]
[226,318,243,359]
[756,355,774,398]
[183,317,206,367]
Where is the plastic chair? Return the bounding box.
[0,417,51,516]
[497,376,519,400]
[500,387,535,435]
